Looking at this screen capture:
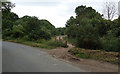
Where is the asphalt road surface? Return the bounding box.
[3,41,85,72]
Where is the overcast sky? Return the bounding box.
[10,0,119,28]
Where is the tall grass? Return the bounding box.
[6,37,68,49]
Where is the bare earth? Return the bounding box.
[47,43,118,72]
[45,36,118,72]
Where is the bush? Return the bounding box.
[55,42,68,48]
[68,48,91,58]
[27,29,51,41]
[35,39,46,43]
[75,53,91,58]
[76,24,102,50]
[101,37,120,52]
[11,24,24,38]
[67,37,77,45]
[2,29,13,39]
[22,35,30,41]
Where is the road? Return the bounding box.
[3,41,85,72]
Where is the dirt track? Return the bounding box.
[47,36,118,72]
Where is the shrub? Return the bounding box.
[11,24,24,38]
[75,53,91,58]
[67,37,77,45]
[2,29,13,39]
[76,24,102,50]
[101,37,120,52]
[22,35,30,41]
[55,42,68,48]
[68,48,91,58]
[35,39,45,43]
[27,29,51,41]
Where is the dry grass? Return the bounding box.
[68,48,119,64]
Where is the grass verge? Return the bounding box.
[68,48,119,64]
[5,37,68,49]
[7,39,56,49]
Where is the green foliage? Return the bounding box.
[68,48,91,59]
[75,6,102,24]
[76,24,102,49]
[2,28,13,39]
[2,2,15,12]
[75,53,91,58]
[2,20,13,30]
[65,16,78,37]
[55,42,68,48]
[7,39,57,49]
[12,24,24,38]
[3,12,56,41]
[66,5,103,49]
[66,16,76,27]
[66,5,119,52]
[28,29,51,41]
[109,18,120,37]
[65,24,78,38]
[2,2,19,39]
[67,37,76,45]
[101,37,120,52]
[56,27,66,35]
[14,16,55,41]
[2,2,119,52]
[2,2,57,48]
[40,20,56,35]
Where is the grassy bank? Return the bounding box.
[5,37,68,49]
[68,48,119,64]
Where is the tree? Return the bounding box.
[14,16,55,40]
[12,24,24,38]
[56,27,66,35]
[2,2,19,39]
[66,5,105,50]
[66,16,76,27]
[66,5,104,38]
[65,24,78,38]
[103,2,117,20]
[2,2,17,21]
[1,2,15,12]
[76,24,102,49]
[39,20,56,36]
[75,5,102,25]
